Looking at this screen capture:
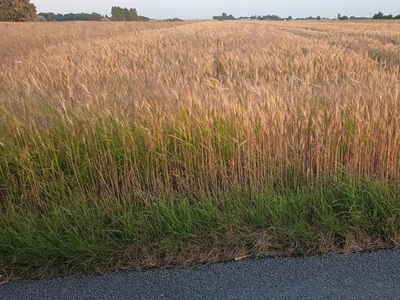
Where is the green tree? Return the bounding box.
[373,12,384,19]
[38,12,55,21]
[373,11,397,20]
[128,8,138,21]
[91,12,103,21]
[0,0,37,22]
[111,6,125,21]
[111,6,148,21]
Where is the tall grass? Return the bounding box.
[1,20,400,278]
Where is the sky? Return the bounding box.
[31,0,400,20]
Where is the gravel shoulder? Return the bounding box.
[1,249,400,300]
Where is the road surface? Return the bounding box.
[1,249,400,299]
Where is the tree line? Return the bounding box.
[213,11,400,21]
[213,13,282,21]
[38,12,104,22]
[213,13,327,21]
[373,12,400,20]
[38,7,150,22]
[1,1,400,22]
[0,0,151,22]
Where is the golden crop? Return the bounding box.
[1,20,400,203]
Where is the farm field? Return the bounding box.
[1,20,400,279]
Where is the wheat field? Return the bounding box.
[1,21,400,278]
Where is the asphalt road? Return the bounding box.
[2,249,400,300]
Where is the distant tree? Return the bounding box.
[164,18,183,22]
[373,11,397,20]
[213,13,236,20]
[214,12,285,21]
[39,12,104,22]
[373,11,384,19]
[122,8,129,20]
[128,8,138,21]
[36,15,46,22]
[0,0,37,22]
[55,14,64,21]
[111,6,148,21]
[38,12,55,21]
[138,16,150,21]
[90,12,103,21]
[111,6,125,21]
[258,14,281,20]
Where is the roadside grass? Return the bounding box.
[1,159,400,278]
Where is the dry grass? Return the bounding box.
[1,20,400,278]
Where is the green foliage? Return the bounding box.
[111,6,149,21]
[213,13,236,21]
[373,11,400,20]
[39,12,104,22]
[0,0,37,22]
[165,18,184,22]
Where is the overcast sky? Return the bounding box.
[32,0,400,19]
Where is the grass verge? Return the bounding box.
[1,175,399,279]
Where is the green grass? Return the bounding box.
[1,174,400,278]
